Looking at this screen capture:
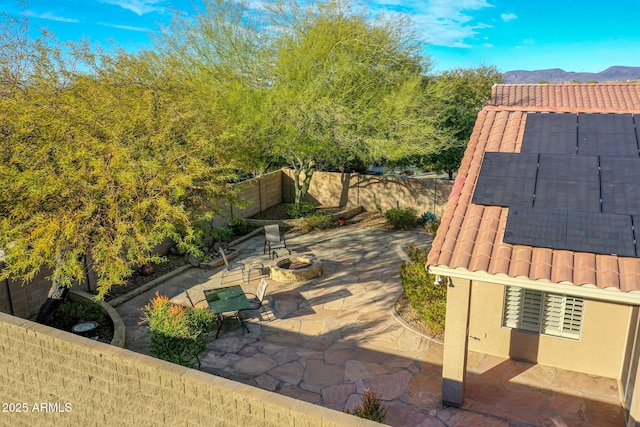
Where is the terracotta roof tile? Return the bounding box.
[428,83,640,295]
[491,83,640,113]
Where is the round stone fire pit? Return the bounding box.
[270,254,322,283]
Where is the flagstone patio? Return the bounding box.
[115,226,625,426]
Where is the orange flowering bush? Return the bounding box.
[140,292,216,368]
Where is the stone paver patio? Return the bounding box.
[116,226,625,426]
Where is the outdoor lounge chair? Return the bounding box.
[219,247,246,284]
[263,224,291,259]
[239,277,272,321]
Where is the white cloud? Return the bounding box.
[27,11,79,23]
[368,0,495,48]
[98,22,150,32]
[501,13,517,22]
[99,0,167,16]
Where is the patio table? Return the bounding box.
[204,285,251,338]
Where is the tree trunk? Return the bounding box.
[293,159,316,205]
[35,281,69,325]
[448,170,454,180]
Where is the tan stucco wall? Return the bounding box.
[0,312,377,427]
[467,280,631,379]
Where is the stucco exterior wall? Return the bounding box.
[467,280,631,379]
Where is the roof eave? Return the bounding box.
[429,264,640,305]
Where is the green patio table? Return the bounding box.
[204,285,251,338]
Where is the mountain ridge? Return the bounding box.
[503,66,640,84]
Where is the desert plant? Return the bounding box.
[229,217,251,236]
[418,211,437,225]
[302,211,332,232]
[384,207,418,230]
[345,388,387,423]
[140,292,217,368]
[52,298,105,330]
[399,245,446,337]
[287,202,317,218]
[212,226,235,243]
[372,193,383,216]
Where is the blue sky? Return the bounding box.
[3,0,640,73]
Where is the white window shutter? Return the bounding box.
[561,297,584,339]
[520,289,542,332]
[542,293,564,337]
[504,286,523,329]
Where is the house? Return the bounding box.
[427,83,640,425]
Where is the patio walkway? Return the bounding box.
[115,226,625,426]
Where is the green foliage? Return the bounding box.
[51,298,105,330]
[422,65,503,178]
[385,207,418,230]
[229,217,251,236]
[373,194,383,216]
[418,212,440,236]
[140,292,217,369]
[287,202,317,219]
[212,226,235,243]
[345,389,387,423]
[399,245,446,337]
[0,17,242,301]
[302,212,332,232]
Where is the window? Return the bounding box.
[503,286,584,340]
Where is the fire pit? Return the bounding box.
[270,254,322,283]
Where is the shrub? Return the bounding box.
[384,207,418,230]
[302,211,332,232]
[345,389,387,423]
[229,217,251,236]
[418,211,437,225]
[399,245,446,337]
[287,202,317,218]
[140,292,217,368]
[212,226,234,243]
[52,298,105,329]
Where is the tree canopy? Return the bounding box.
[0,16,242,322]
[162,0,450,203]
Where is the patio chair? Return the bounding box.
[239,277,272,321]
[263,224,291,259]
[219,247,246,284]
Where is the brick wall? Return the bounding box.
[0,312,377,427]
[282,169,454,218]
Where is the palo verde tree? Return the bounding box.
[423,65,503,179]
[162,0,449,205]
[0,16,240,324]
[266,1,448,203]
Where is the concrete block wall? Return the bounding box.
[282,169,454,218]
[0,262,53,318]
[0,312,378,427]
[215,171,283,225]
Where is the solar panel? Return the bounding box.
[600,157,640,215]
[472,113,640,258]
[566,211,635,256]
[635,216,640,257]
[521,113,577,154]
[471,152,537,206]
[504,207,567,249]
[578,114,638,156]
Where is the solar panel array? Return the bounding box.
[472,113,640,257]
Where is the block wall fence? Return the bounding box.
[0,168,452,318]
[0,312,378,427]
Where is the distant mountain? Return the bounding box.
[503,66,640,84]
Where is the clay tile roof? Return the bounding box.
[428,83,640,296]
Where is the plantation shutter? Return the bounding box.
[503,286,542,332]
[520,289,542,332]
[542,293,564,336]
[503,286,523,329]
[560,297,584,339]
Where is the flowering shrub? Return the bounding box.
[345,389,387,423]
[399,245,446,337]
[140,292,217,368]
